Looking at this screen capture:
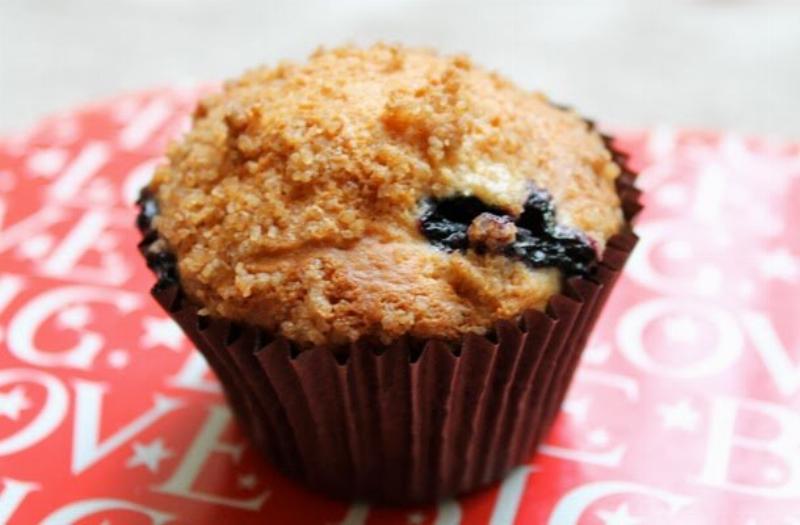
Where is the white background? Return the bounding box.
[1,0,798,137]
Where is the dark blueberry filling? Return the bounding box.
[136,190,179,286]
[418,188,597,277]
[419,196,507,252]
[147,249,179,287]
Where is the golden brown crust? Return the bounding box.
[150,44,623,346]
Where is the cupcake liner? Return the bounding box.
[137,139,640,505]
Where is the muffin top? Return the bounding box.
[149,44,624,346]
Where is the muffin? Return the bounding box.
[137,44,640,504]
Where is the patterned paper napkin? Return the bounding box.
[0,88,799,524]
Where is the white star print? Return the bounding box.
[26,148,68,177]
[0,386,32,420]
[562,396,590,423]
[115,295,140,312]
[238,473,258,490]
[407,512,425,524]
[17,234,53,259]
[662,315,700,344]
[758,248,800,283]
[126,438,174,473]
[587,428,610,447]
[140,316,185,351]
[596,503,642,525]
[658,399,700,432]
[106,350,130,369]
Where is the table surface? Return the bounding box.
[0,0,798,138]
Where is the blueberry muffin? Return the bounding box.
[138,44,639,503]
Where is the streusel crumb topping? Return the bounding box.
[150,43,623,346]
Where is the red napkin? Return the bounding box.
[1,88,798,524]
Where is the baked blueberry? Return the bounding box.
[418,196,507,251]
[510,189,597,276]
[419,188,597,277]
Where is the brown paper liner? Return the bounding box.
[137,136,640,505]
